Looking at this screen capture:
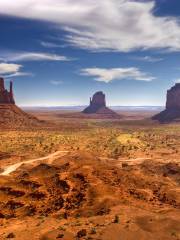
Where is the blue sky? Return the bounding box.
[0,0,180,106]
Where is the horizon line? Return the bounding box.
[20,105,165,108]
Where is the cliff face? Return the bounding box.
[153,83,180,123]
[90,91,106,108]
[0,78,15,104]
[166,84,180,110]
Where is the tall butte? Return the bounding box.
[0,77,41,128]
[82,91,121,118]
[0,77,15,104]
[152,83,180,122]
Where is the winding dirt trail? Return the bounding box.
[0,152,150,176]
[0,151,155,177]
[0,150,68,176]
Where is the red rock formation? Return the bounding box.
[9,81,15,104]
[166,83,180,110]
[90,91,106,107]
[0,77,5,91]
[82,91,119,117]
[0,104,43,128]
[153,83,180,122]
[0,77,43,128]
[83,92,106,113]
[0,77,15,104]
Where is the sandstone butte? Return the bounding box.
[82,91,120,117]
[0,77,15,104]
[153,83,180,122]
[0,77,41,128]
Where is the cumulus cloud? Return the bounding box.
[0,0,180,52]
[1,52,71,62]
[80,67,155,83]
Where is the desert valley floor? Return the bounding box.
[0,109,179,240]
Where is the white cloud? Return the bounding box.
[80,67,155,83]
[50,80,63,85]
[1,52,71,62]
[132,56,163,62]
[0,62,31,78]
[0,0,180,52]
[4,72,33,78]
[0,63,22,74]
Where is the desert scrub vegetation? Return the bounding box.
[0,131,77,157]
[0,123,180,159]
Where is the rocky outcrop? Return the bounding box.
[82,91,117,115]
[0,104,43,128]
[0,78,15,104]
[152,83,180,123]
[0,77,42,128]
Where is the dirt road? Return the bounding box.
[0,150,68,176]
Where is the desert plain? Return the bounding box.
[0,108,179,240]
